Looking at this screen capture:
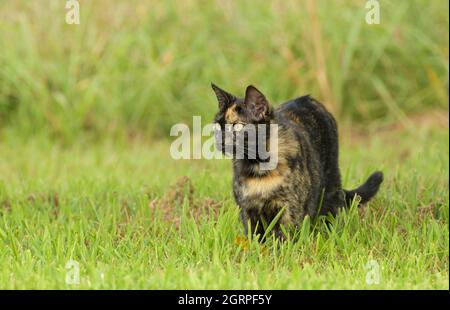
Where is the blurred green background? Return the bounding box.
[0,0,448,142]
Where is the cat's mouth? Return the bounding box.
[214,123,269,161]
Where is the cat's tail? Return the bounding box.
[344,171,384,206]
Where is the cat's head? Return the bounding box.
[211,83,273,126]
[211,83,274,159]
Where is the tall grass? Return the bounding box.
[0,118,448,289]
[0,0,448,141]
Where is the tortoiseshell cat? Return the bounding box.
[211,83,383,240]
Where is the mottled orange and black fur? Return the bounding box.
[211,83,383,240]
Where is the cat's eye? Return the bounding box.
[234,123,244,132]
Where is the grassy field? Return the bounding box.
[0,0,448,289]
[0,0,448,139]
[0,117,448,289]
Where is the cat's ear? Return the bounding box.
[244,85,271,121]
[211,83,235,111]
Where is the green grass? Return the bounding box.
[0,0,448,140]
[0,123,448,289]
[0,0,448,290]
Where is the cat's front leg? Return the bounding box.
[272,207,295,241]
[240,208,266,239]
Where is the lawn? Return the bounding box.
[0,116,448,289]
[0,0,448,290]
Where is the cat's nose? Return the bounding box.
[224,136,233,145]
